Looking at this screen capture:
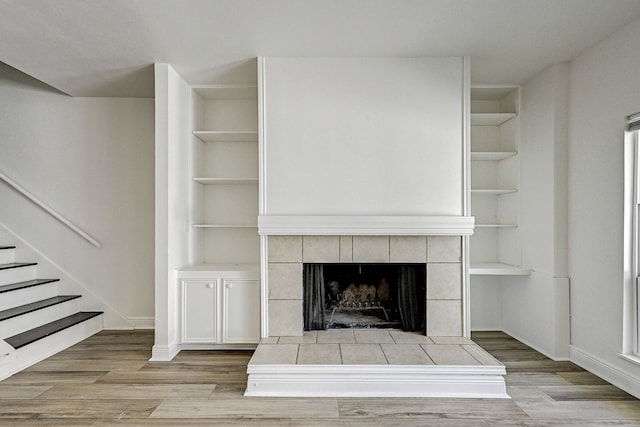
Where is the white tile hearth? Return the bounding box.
[298,343,341,364]
[340,343,388,364]
[354,329,395,344]
[246,329,507,398]
[381,343,435,364]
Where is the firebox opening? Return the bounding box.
[303,263,426,331]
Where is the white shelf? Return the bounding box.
[471,113,516,126]
[471,188,517,195]
[470,263,530,276]
[192,84,257,100]
[471,151,517,161]
[193,131,258,142]
[193,178,258,185]
[193,224,257,229]
[475,224,518,228]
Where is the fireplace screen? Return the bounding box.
[303,263,425,331]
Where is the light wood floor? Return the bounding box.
[0,330,639,426]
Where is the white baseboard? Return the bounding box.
[128,317,154,330]
[570,345,640,399]
[246,364,508,398]
[149,342,181,361]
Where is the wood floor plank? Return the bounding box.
[150,398,340,419]
[0,385,51,399]
[514,400,640,422]
[0,398,162,418]
[96,370,244,385]
[291,418,490,426]
[0,371,108,385]
[0,419,96,426]
[337,398,529,420]
[92,418,292,426]
[26,359,147,372]
[38,384,217,400]
[539,385,637,401]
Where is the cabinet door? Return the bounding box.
[223,279,260,343]
[182,280,219,343]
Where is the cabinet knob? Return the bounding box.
[206,283,214,289]
[226,284,233,289]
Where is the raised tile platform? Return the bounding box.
[245,329,508,398]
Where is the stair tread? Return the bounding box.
[0,279,60,294]
[0,262,37,271]
[0,295,81,322]
[0,246,16,250]
[5,311,103,349]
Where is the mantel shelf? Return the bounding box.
[471,151,517,161]
[471,113,517,126]
[193,178,258,185]
[193,131,258,142]
[470,263,531,276]
[471,188,517,195]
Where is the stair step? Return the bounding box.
[5,312,103,349]
[0,295,81,322]
[0,279,60,294]
[0,262,36,271]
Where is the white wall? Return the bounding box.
[500,63,570,360]
[152,64,191,361]
[568,17,640,396]
[262,57,464,216]
[0,62,154,328]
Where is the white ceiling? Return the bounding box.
[2,0,640,97]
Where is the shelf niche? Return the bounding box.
[469,86,526,276]
[190,81,260,267]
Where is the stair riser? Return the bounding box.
[0,266,37,286]
[0,283,59,312]
[0,249,15,265]
[6,314,103,377]
[0,299,79,340]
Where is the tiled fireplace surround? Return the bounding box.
[267,235,463,337]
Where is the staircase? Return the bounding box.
[0,243,103,379]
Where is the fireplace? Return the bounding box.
[266,235,464,337]
[303,263,426,330]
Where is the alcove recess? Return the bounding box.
[190,83,259,267]
[469,86,529,276]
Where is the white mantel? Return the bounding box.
[258,215,475,236]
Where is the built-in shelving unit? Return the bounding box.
[190,81,260,266]
[469,86,529,276]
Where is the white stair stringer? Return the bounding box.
[1,313,103,379]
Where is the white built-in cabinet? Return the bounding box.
[178,62,261,347]
[181,277,260,345]
[469,86,529,276]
